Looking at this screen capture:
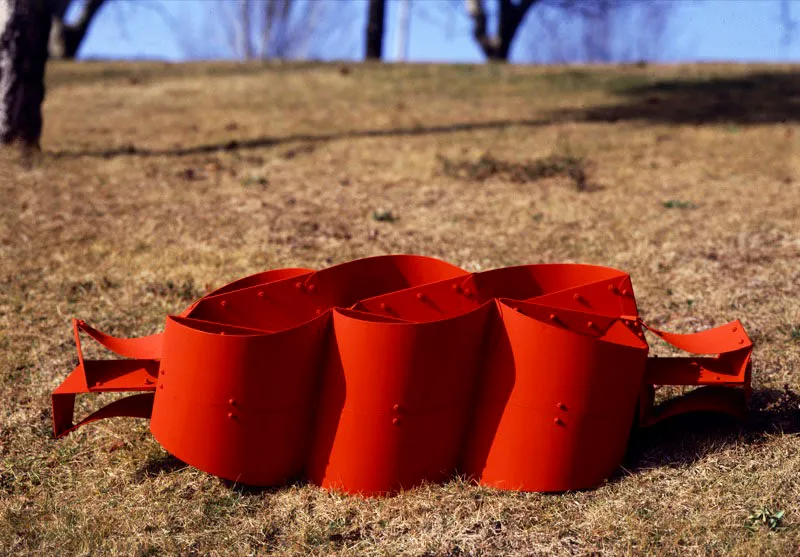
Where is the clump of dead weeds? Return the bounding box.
[142,278,203,302]
[437,150,594,192]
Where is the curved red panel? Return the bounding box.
[150,314,329,485]
[307,304,491,495]
[462,301,648,492]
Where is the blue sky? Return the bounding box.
[76,0,800,63]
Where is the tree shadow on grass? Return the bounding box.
[48,118,555,159]
[555,71,800,125]
[43,71,800,161]
[625,385,800,473]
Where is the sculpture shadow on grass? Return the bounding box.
[625,385,800,474]
[130,386,797,494]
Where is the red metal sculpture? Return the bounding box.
[52,255,752,495]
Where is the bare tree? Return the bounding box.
[395,0,412,61]
[466,0,537,61]
[580,0,614,63]
[629,0,671,63]
[780,0,797,47]
[0,0,52,150]
[237,0,253,60]
[49,0,107,59]
[465,0,672,63]
[216,0,331,61]
[520,0,673,64]
[365,0,385,60]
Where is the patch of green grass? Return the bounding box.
[372,209,397,223]
[746,507,786,532]
[663,199,696,209]
[606,74,655,93]
[241,174,269,187]
[514,70,653,94]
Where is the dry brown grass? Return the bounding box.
[1,61,799,555]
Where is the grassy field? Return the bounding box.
[1,60,799,555]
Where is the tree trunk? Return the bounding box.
[0,0,53,150]
[238,0,253,61]
[365,0,385,60]
[48,0,106,60]
[395,0,411,61]
[466,0,537,62]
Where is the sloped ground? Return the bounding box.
[1,61,798,555]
